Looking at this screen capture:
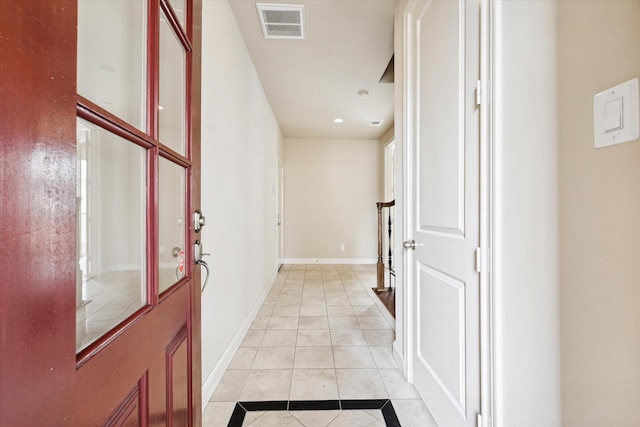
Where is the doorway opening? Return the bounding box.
[374,139,397,319]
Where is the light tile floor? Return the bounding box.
[203,264,437,427]
[76,268,179,352]
[76,270,144,351]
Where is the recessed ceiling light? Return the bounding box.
[333,118,344,124]
[358,90,370,99]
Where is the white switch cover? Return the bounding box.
[603,98,622,131]
[594,78,639,148]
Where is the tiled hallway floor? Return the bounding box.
[203,264,437,427]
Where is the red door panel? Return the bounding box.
[0,0,77,424]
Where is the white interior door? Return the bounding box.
[404,1,480,426]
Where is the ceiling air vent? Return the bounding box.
[369,120,384,127]
[256,4,305,40]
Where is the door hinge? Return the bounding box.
[475,247,481,273]
[477,413,482,427]
[475,80,482,106]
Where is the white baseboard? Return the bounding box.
[365,286,395,332]
[201,269,277,408]
[283,258,377,265]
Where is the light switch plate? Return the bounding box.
[603,98,622,131]
[594,78,639,148]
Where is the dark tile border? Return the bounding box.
[227,399,401,427]
[288,400,340,411]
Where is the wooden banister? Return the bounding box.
[376,199,395,292]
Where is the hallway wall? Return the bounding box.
[283,138,382,263]
[494,2,640,425]
[200,0,282,403]
[558,2,640,426]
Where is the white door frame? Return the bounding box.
[478,1,494,425]
[383,139,396,202]
[277,160,285,269]
[398,0,494,425]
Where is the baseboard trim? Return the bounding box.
[201,269,278,408]
[365,286,395,332]
[392,340,405,375]
[283,258,377,265]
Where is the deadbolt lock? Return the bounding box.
[194,210,206,233]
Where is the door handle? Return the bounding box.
[194,239,211,292]
[194,209,209,291]
[403,239,424,250]
[196,259,210,293]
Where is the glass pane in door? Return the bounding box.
[76,118,147,352]
[77,0,147,130]
[159,10,186,155]
[158,158,186,293]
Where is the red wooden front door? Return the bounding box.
[0,1,202,425]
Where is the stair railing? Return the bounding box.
[376,199,395,292]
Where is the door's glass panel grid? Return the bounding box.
[417,0,464,233]
[158,157,186,294]
[159,10,187,156]
[77,0,147,131]
[167,0,187,31]
[76,118,147,353]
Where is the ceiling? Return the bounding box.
[228,0,397,140]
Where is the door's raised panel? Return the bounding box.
[76,285,189,426]
[417,0,466,235]
[416,263,466,415]
[166,327,189,427]
[104,373,147,427]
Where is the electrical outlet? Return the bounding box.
[340,244,345,251]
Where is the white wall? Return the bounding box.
[558,2,640,426]
[493,2,562,425]
[200,0,282,403]
[283,138,381,263]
